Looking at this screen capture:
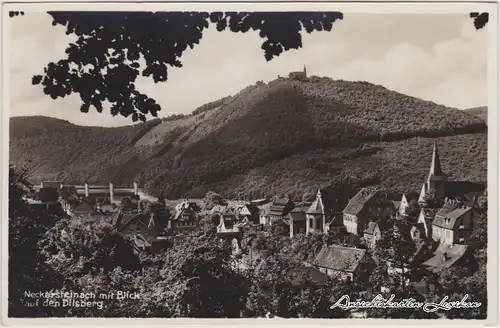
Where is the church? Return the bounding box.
[416,141,486,244]
[417,141,485,207]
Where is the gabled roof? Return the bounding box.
[134,234,152,248]
[422,243,470,269]
[240,203,260,216]
[314,245,367,272]
[433,200,473,229]
[210,204,228,214]
[269,199,293,216]
[399,194,409,214]
[307,188,342,215]
[418,183,428,203]
[343,188,379,216]
[118,213,149,231]
[289,205,308,221]
[173,206,198,221]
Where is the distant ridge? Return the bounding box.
[464,106,487,124]
[9,76,487,200]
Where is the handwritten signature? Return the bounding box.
[330,294,482,313]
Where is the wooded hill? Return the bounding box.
[10,76,487,200]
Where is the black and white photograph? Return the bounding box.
[2,2,496,322]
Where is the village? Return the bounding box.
[25,142,487,298]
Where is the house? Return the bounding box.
[314,245,374,282]
[258,202,273,226]
[118,213,154,237]
[175,199,202,213]
[417,208,437,240]
[288,203,309,238]
[239,203,260,224]
[169,202,200,235]
[217,211,244,237]
[395,194,410,218]
[26,198,64,215]
[343,188,392,236]
[117,210,169,248]
[266,199,294,226]
[431,199,477,245]
[306,188,344,235]
[363,221,381,249]
[410,223,427,242]
[422,243,477,273]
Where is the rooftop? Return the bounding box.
[433,199,473,229]
[314,245,367,272]
[343,188,380,216]
[422,243,470,270]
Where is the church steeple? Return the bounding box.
[428,141,443,180]
[425,141,445,201]
[303,65,307,77]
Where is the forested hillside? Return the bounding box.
[10,76,487,200]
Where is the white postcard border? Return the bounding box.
[1,1,498,327]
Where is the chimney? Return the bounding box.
[133,181,138,196]
[109,182,114,202]
[84,182,89,197]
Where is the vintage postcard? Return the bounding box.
[1,1,497,325]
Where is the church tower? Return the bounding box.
[303,65,307,78]
[426,141,445,200]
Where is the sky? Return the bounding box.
[9,13,488,127]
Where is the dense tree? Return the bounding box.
[8,166,63,317]
[201,191,228,210]
[40,219,142,278]
[242,232,349,318]
[373,228,416,289]
[148,230,248,317]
